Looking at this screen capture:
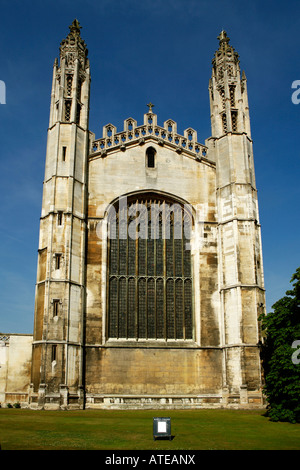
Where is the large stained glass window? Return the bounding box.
[107,194,193,340]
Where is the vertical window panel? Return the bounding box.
[109,238,118,275]
[174,236,182,277]
[118,278,127,337]
[184,279,193,339]
[156,278,164,338]
[138,238,146,275]
[183,213,191,276]
[119,220,127,275]
[147,207,154,276]
[108,277,118,338]
[156,218,164,276]
[138,278,146,338]
[166,218,174,277]
[128,236,136,276]
[128,278,136,337]
[175,279,184,339]
[166,279,174,339]
[147,278,155,338]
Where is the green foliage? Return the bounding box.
[260,267,300,423]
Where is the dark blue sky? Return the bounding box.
[0,0,299,333]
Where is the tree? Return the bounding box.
[260,267,300,423]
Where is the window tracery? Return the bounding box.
[107,195,193,341]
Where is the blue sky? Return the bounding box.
[0,0,299,333]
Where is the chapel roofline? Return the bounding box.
[89,109,212,165]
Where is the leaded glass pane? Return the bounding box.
[138,278,146,338]
[147,278,155,338]
[175,279,184,339]
[184,279,193,338]
[156,278,164,338]
[108,277,118,337]
[128,277,136,337]
[174,236,182,277]
[118,277,126,337]
[166,279,174,339]
[147,222,155,276]
[109,238,118,275]
[107,195,193,340]
[128,236,136,276]
[138,238,146,275]
[166,219,174,277]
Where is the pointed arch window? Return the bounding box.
[106,194,193,341]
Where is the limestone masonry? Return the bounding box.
[1,21,266,409]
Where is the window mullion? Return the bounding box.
[181,214,184,339]
[126,204,129,338]
[116,210,120,338]
[145,201,148,338]
[163,201,167,340]
[126,277,128,338]
[153,201,157,338]
[172,213,175,339]
[135,199,139,338]
[182,217,186,340]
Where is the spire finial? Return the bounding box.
[59,19,88,68]
[147,102,155,113]
[69,19,81,35]
[218,30,230,45]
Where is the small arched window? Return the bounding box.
[146,147,156,168]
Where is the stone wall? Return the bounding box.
[0,334,32,406]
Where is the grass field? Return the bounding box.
[0,408,299,450]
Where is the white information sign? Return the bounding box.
[157,421,167,433]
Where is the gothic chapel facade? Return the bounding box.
[30,20,266,409]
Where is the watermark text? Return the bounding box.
[291,340,300,364]
[291,80,300,104]
[0,80,6,104]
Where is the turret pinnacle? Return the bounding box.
[59,19,88,68]
[209,31,250,137]
[49,20,91,128]
[213,30,239,67]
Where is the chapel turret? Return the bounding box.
[207,32,265,401]
[31,20,90,408]
[209,30,251,138]
[49,19,90,129]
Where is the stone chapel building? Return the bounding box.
[1,21,266,409]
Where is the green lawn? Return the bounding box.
[0,408,299,450]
